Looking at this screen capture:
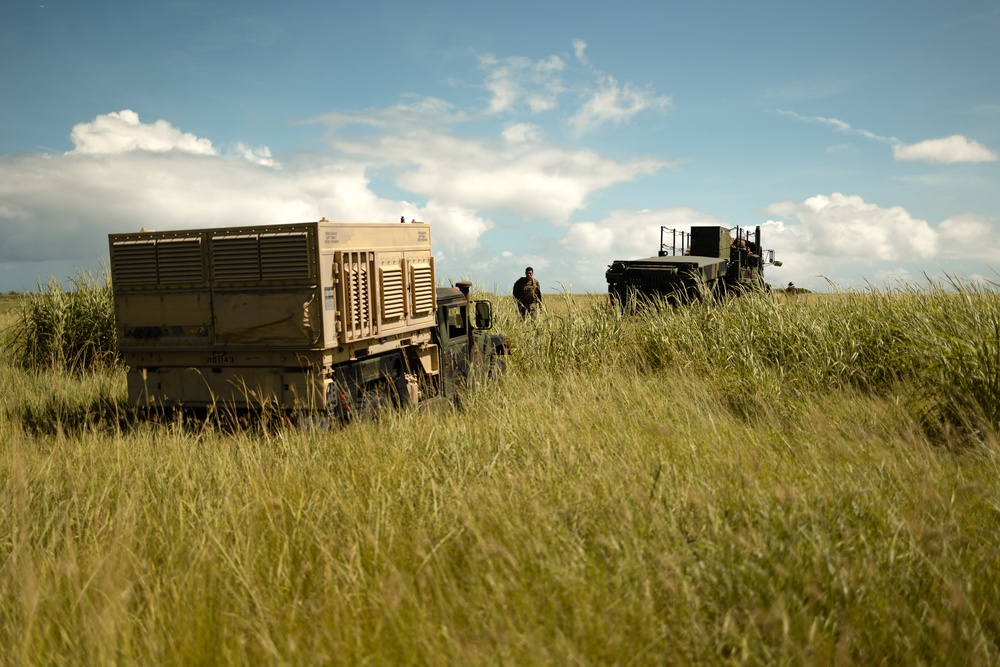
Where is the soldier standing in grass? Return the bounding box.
[513,266,542,319]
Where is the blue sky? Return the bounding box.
[1,0,998,293]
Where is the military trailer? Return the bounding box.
[108,219,506,420]
[606,225,781,307]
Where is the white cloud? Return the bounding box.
[234,142,280,168]
[776,110,899,144]
[550,207,727,290]
[0,144,493,272]
[570,76,672,135]
[502,122,543,144]
[478,251,550,276]
[0,45,679,291]
[480,53,566,115]
[419,201,494,251]
[765,192,937,262]
[779,111,998,165]
[0,97,667,291]
[562,207,723,261]
[893,135,998,164]
[872,267,917,287]
[68,110,217,155]
[478,42,670,131]
[937,212,1000,260]
[307,96,472,136]
[760,200,1000,291]
[334,131,665,223]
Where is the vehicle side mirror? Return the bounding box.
[474,300,493,329]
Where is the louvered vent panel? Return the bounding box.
[379,266,404,320]
[260,233,310,280]
[349,256,370,329]
[112,241,157,285]
[212,236,260,282]
[156,238,202,284]
[410,263,434,315]
[342,251,377,340]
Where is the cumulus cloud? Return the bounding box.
[419,200,494,251]
[0,44,678,290]
[937,212,1000,260]
[0,104,665,289]
[548,207,726,290]
[562,207,724,261]
[0,152,340,261]
[502,122,543,144]
[765,192,937,262]
[235,142,280,168]
[893,135,998,164]
[0,143,495,274]
[760,197,1000,290]
[872,267,918,287]
[68,110,217,155]
[334,131,665,223]
[570,76,672,135]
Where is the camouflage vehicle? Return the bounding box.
[108,219,508,421]
[606,225,781,307]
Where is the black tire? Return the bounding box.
[357,382,393,421]
[488,354,507,379]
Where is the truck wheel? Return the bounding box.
[488,355,507,378]
[358,382,393,420]
[295,412,331,431]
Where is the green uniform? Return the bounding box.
[513,276,542,318]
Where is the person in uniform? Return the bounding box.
[513,267,542,319]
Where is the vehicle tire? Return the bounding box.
[358,382,393,421]
[488,355,507,379]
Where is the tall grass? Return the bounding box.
[3,368,1000,664]
[2,279,1000,664]
[5,269,116,372]
[511,279,1000,439]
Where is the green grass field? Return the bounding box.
[2,282,1000,665]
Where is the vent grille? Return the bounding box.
[113,228,315,288]
[156,238,203,283]
[339,251,377,341]
[212,236,261,282]
[211,233,312,283]
[261,233,310,280]
[379,266,404,320]
[112,237,203,285]
[410,262,434,315]
[112,241,157,285]
[349,260,370,329]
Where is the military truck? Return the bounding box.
[606,225,781,307]
[108,219,508,421]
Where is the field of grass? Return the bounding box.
[2,281,1000,665]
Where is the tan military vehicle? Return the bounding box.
[108,219,507,421]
